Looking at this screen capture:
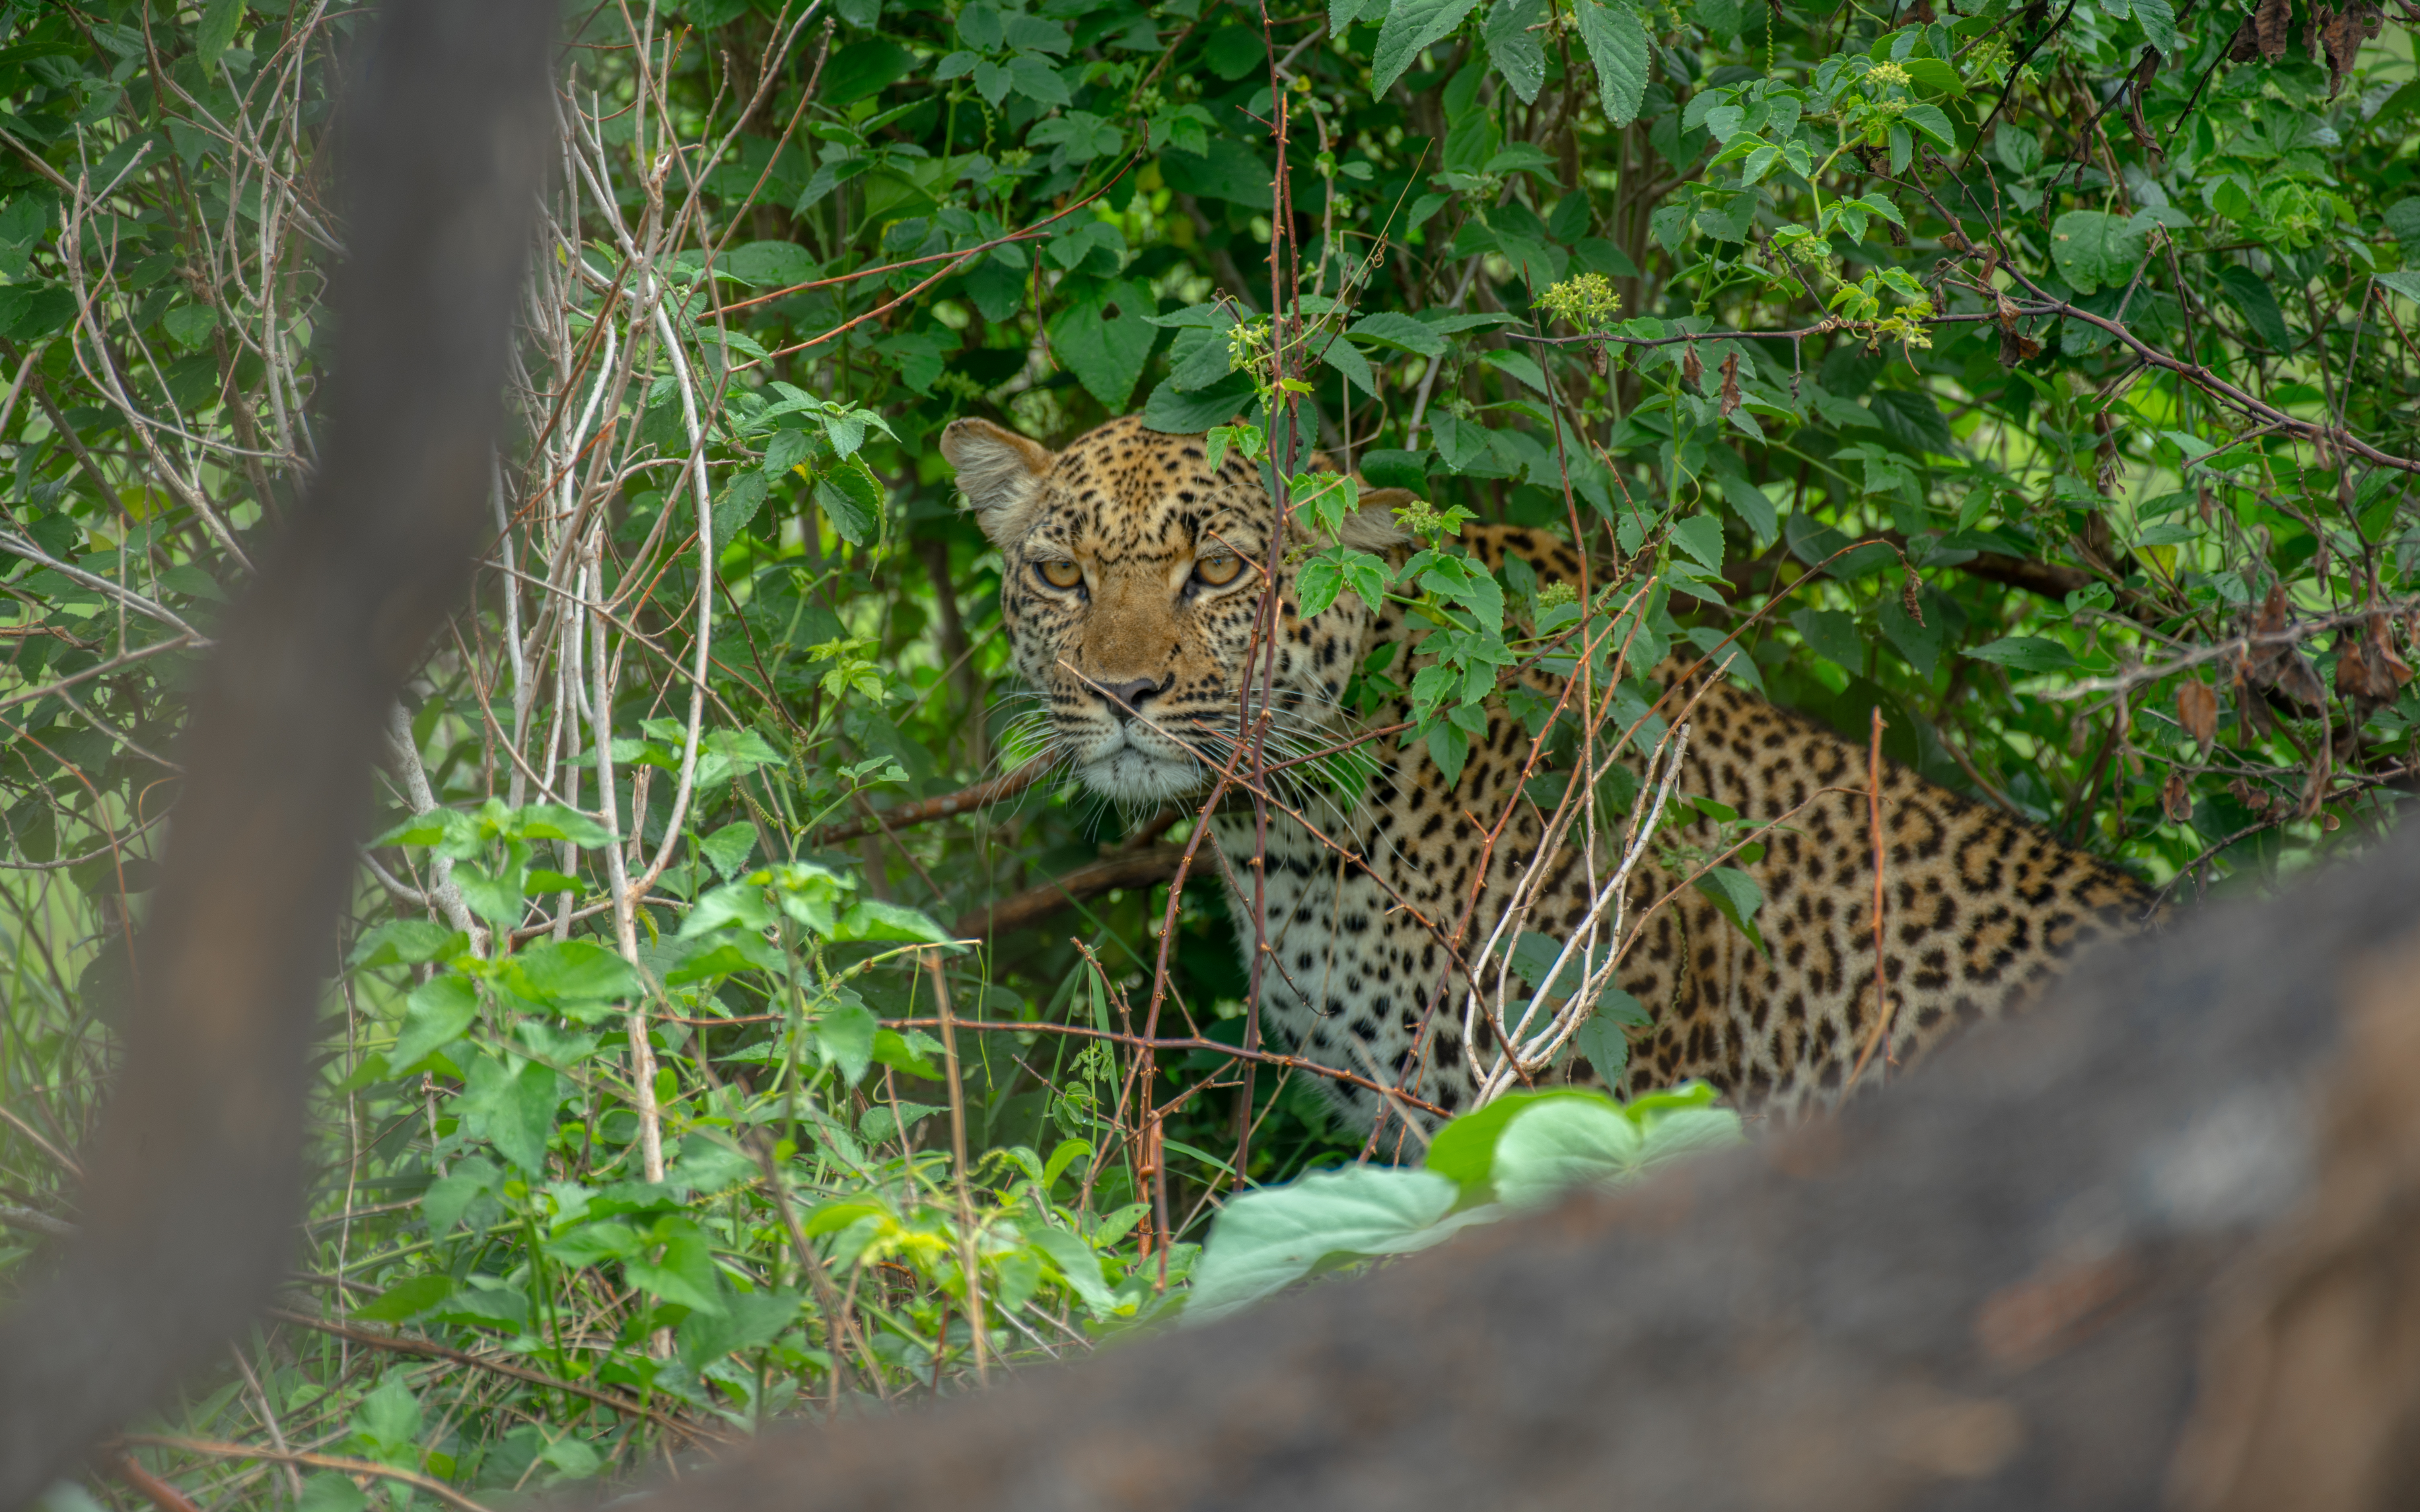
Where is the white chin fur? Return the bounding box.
[1076,748,1203,804]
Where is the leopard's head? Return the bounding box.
[941,414,1409,805]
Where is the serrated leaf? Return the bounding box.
[1690,865,1766,956]
[2134,0,2177,53]
[393,974,479,1071]
[1667,514,1724,570]
[813,457,884,544]
[1483,0,1548,102]
[1572,0,1651,127]
[508,940,640,1005]
[1967,635,2078,673]
[1372,0,1484,94]
[1347,310,1449,357]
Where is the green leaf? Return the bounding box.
[297,1476,366,1512]
[514,803,615,846]
[508,940,640,1005]
[1482,0,1548,103]
[833,898,957,945]
[1321,336,1378,396]
[627,1219,728,1316]
[1422,1086,1613,1198]
[1027,1222,1122,1314]
[354,1274,453,1323]
[700,820,758,881]
[2375,270,2420,304]
[1372,0,1484,94]
[1047,278,1157,409]
[463,1054,562,1174]
[351,1378,421,1456]
[1186,1165,1470,1323]
[2049,210,2144,297]
[2132,0,2177,53]
[197,0,246,68]
[815,996,879,1084]
[1690,866,1767,956]
[1789,606,1863,670]
[1488,1095,1639,1206]
[1898,103,1958,151]
[348,919,465,970]
[1967,635,2078,673]
[1571,1011,1630,1080]
[1006,53,1072,107]
[2218,265,2291,351]
[1572,0,1652,127]
[1899,56,1963,95]
[813,456,884,544]
[1141,371,1253,431]
[871,1027,944,1079]
[1667,514,1724,570]
[392,974,479,1071]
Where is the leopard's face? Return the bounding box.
[940,415,1406,805]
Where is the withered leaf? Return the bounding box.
[2227,14,2264,59]
[1901,568,1926,627]
[1998,325,2043,366]
[2242,584,2327,708]
[1718,351,1741,420]
[2176,680,2219,750]
[2317,2,2383,95]
[1682,343,1704,388]
[2335,613,2415,706]
[2256,0,2292,59]
[2161,771,2193,823]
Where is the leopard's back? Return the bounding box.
[1229,522,2155,1133]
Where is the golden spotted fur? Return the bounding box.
[943,414,2155,1137]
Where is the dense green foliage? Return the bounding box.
[0,0,2416,1502]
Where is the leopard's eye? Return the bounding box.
[1037,558,1084,590]
[1194,551,1243,587]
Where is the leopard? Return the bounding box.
[942,412,2156,1143]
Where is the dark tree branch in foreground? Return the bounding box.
[597,812,2420,1512]
[0,0,553,1500]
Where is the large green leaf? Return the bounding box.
[1482,0,1547,102]
[1047,277,1157,409]
[1186,1165,1477,1323]
[1371,0,1482,94]
[2049,210,2143,296]
[1572,0,1651,127]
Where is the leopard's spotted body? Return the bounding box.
[944,414,2155,1136]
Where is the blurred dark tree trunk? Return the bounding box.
[603,809,2420,1512]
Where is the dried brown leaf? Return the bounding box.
[1718,351,1741,420]
[2335,613,2414,707]
[1901,568,1926,627]
[2227,14,2264,59]
[2317,2,2383,95]
[2177,681,2219,750]
[2162,771,2194,823]
[2242,584,2327,708]
[2256,0,2292,60]
[1682,343,1704,388]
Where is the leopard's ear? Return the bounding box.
[941,417,1056,546]
[1336,487,1415,549]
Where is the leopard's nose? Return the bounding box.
[1099,675,1168,720]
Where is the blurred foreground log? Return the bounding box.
[0,0,552,1500]
[610,815,2420,1512]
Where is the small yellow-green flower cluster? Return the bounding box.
[1875,296,1936,352]
[1226,316,1272,374]
[1865,60,1912,89]
[1391,495,1459,542]
[1535,580,1578,609]
[1539,272,1622,331]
